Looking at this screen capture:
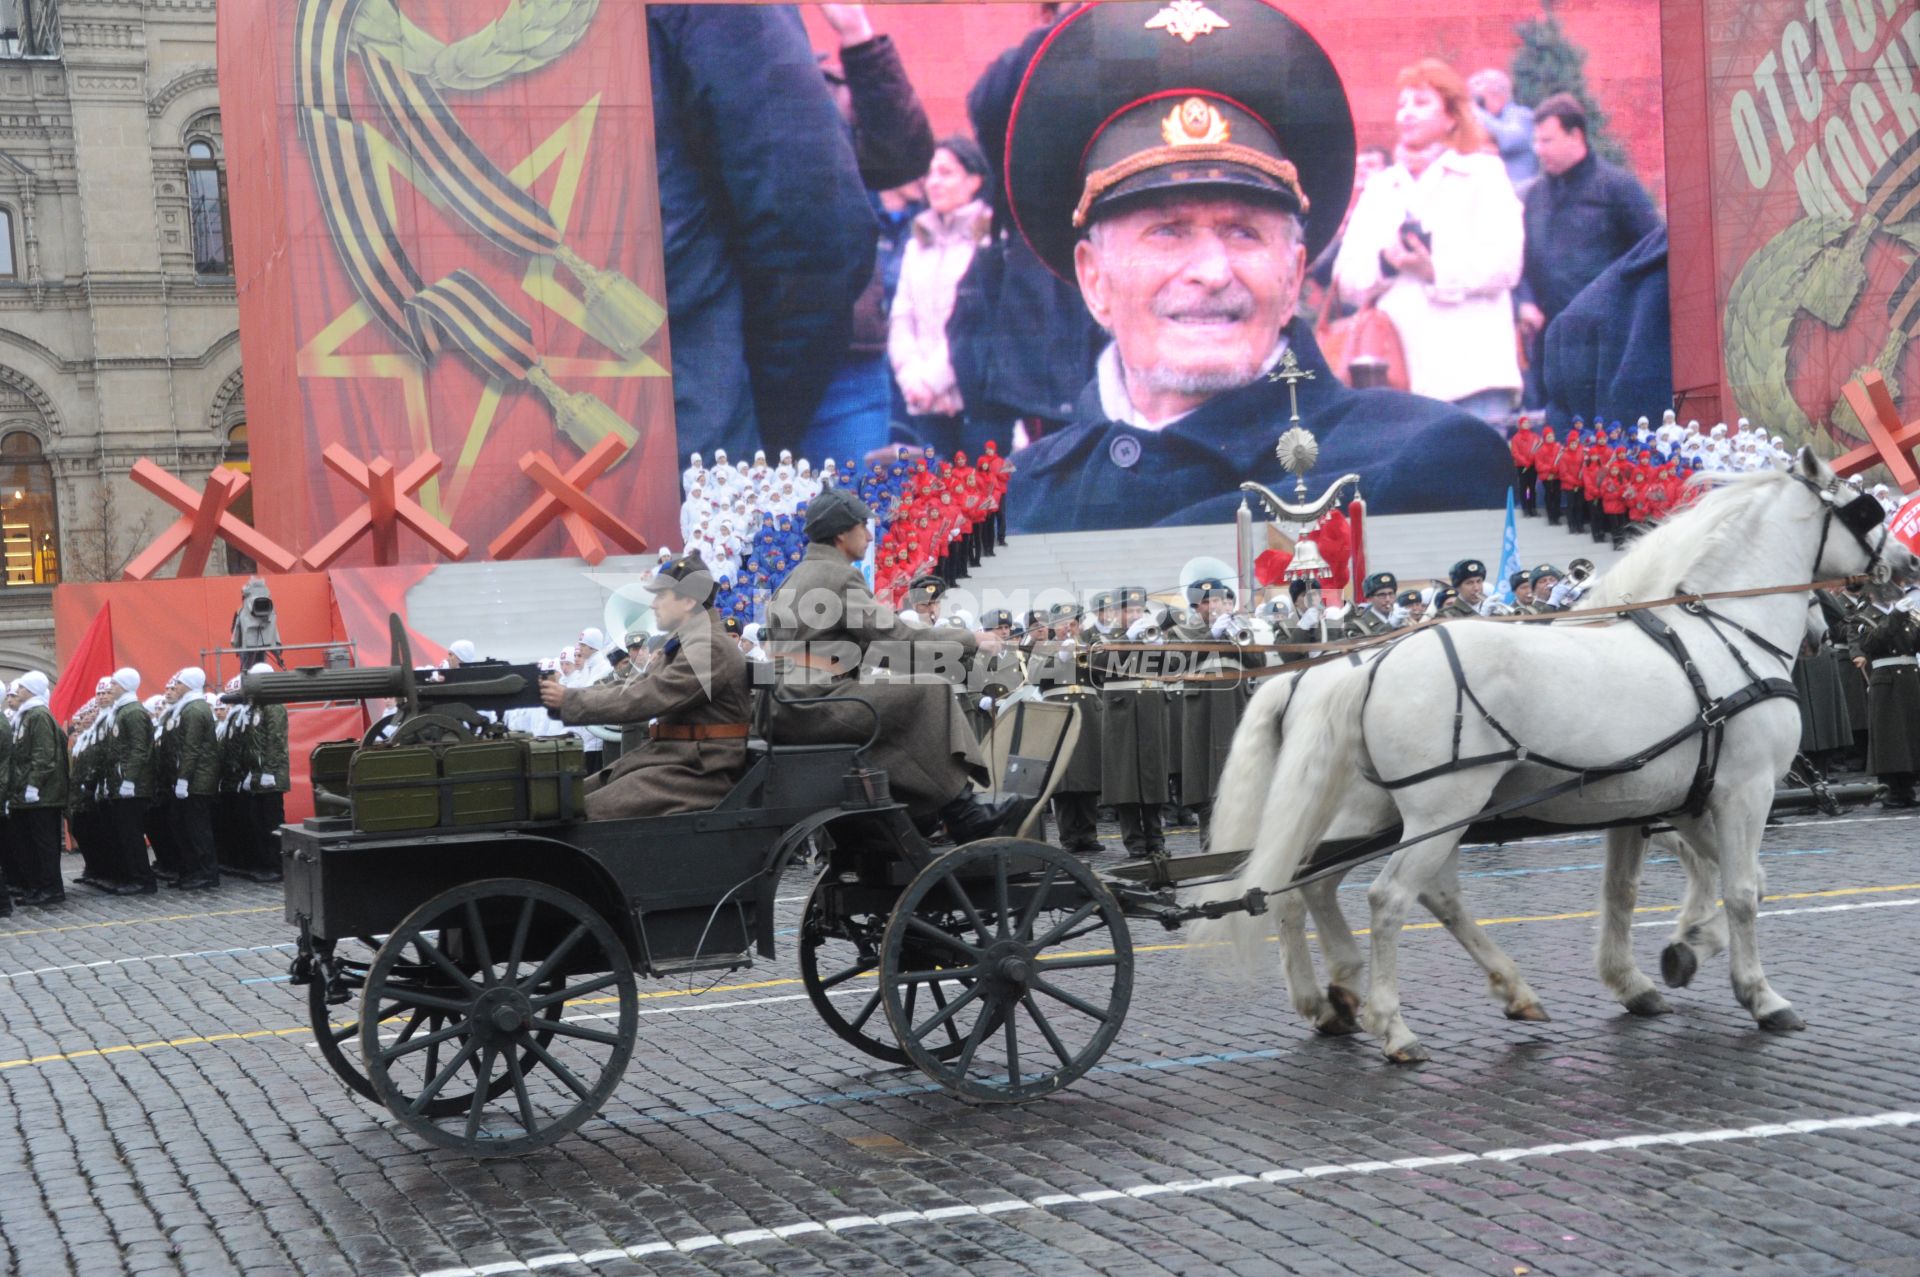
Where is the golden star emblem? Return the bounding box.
[1145,0,1231,44]
[296,94,667,523]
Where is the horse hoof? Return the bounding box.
[1385,1043,1430,1065]
[1505,1002,1552,1023]
[1758,1007,1806,1032]
[1327,984,1363,1019]
[1623,989,1672,1017]
[1313,1013,1361,1037]
[1659,943,1697,989]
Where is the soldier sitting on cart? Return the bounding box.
[537,553,752,818]
[765,487,1018,844]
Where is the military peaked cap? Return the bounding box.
[1186,577,1236,605]
[1006,0,1356,279]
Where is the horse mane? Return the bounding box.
[1593,469,1807,604]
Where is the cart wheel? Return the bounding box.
[879,839,1132,1102]
[308,935,563,1115]
[361,879,637,1155]
[797,873,966,1068]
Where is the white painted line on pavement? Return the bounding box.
[395,1109,1920,1277]
[0,942,296,983]
[1630,897,1920,927]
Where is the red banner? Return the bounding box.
[220,0,676,564]
[1667,0,1920,453]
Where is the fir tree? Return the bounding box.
[1509,4,1629,169]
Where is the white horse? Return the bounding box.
[1198,452,1910,1062]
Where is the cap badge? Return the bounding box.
[1146,0,1231,44]
[1163,97,1232,147]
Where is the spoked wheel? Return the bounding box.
[879,839,1133,1102]
[361,879,637,1155]
[307,935,564,1115]
[797,873,965,1067]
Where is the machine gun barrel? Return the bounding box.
[224,614,541,718]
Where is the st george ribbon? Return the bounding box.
[293,0,657,455]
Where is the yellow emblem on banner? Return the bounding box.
[1145,0,1230,44]
[1163,98,1231,147]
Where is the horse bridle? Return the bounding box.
[1793,472,1890,583]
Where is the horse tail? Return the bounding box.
[1194,665,1372,976]
[1206,670,1300,858]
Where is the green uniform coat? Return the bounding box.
[172,698,220,796]
[10,704,68,809]
[109,700,156,799]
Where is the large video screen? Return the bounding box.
[222,0,1667,554]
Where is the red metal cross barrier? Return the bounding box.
[487,436,648,566]
[1831,371,1920,491]
[301,445,469,570]
[122,461,300,581]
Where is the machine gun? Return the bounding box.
[232,614,545,747]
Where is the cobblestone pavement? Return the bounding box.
[3,809,1918,1277]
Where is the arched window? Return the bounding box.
[187,137,232,276]
[0,431,58,586]
[0,207,15,281]
[221,423,256,575]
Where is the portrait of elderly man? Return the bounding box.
[1000,0,1510,534]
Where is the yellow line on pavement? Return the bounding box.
[0,905,279,940]
[3,881,1915,1075]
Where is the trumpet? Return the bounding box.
[1566,558,1597,588]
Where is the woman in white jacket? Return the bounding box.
[1333,59,1524,424]
[888,135,991,455]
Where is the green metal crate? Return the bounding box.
[348,745,440,833]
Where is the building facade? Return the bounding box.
[0,0,242,675]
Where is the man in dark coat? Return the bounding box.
[1166,578,1253,838]
[1853,587,1920,807]
[999,0,1510,535]
[164,667,221,890]
[1037,602,1103,854]
[1098,587,1171,859]
[1517,93,1662,409]
[648,4,876,460]
[541,555,754,819]
[764,488,1017,842]
[1345,573,1400,637]
[1541,227,1673,434]
[104,667,156,895]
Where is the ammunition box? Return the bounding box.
[527,736,587,821]
[443,740,529,826]
[348,746,441,833]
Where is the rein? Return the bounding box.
[1100,576,1858,684]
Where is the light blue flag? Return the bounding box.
[1493,487,1522,604]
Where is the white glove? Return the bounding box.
[119,780,135,798]
[22,785,37,804]
[1125,616,1154,640]
[1299,607,1322,630]
[1209,614,1235,639]
[241,774,252,792]
[264,773,276,789]
[174,779,189,800]
[1548,581,1576,608]
[978,696,995,713]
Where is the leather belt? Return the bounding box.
[782,651,851,675]
[649,722,751,741]
[1871,656,1917,669]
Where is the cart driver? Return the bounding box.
[765,486,1020,844]
[538,553,752,818]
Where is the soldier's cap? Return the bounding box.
[646,553,718,607]
[1119,586,1150,608]
[1433,586,1458,609]
[1186,577,1236,605]
[1006,0,1356,280]
[1509,570,1530,591]
[1449,559,1486,587]
[803,486,873,542]
[1531,563,1560,581]
[720,615,743,637]
[1025,610,1048,627]
[984,608,1015,629]
[1396,589,1422,607]
[1363,572,1396,597]
[1090,590,1115,611]
[909,574,947,604]
[1050,601,1086,622]
[623,627,650,648]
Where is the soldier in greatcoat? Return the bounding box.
[540,554,754,819]
[764,489,1016,841]
[1098,587,1170,859]
[7,672,67,907]
[1439,560,1487,619]
[1038,601,1105,853]
[1345,573,1399,637]
[163,668,221,890]
[103,668,157,894]
[1167,578,1251,838]
[1852,585,1920,807]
